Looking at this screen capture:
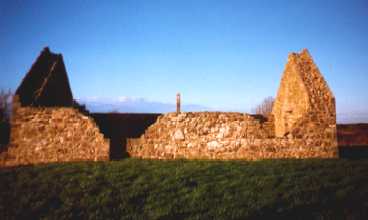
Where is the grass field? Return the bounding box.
[1,159,368,219]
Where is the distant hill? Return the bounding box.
[77,97,210,113]
[338,123,368,146]
[77,96,368,123]
[337,112,368,124]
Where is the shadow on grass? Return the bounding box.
[339,145,368,159]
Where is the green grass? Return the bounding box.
[1,159,368,219]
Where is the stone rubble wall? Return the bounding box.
[127,112,338,160]
[271,54,310,137]
[290,51,336,142]
[0,103,109,167]
[2,48,338,164]
[272,49,336,142]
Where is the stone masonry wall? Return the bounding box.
[127,112,337,160]
[2,48,338,164]
[272,49,336,143]
[127,49,338,160]
[0,101,109,167]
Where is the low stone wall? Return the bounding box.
[127,112,338,160]
[0,105,109,167]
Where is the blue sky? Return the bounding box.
[0,0,367,121]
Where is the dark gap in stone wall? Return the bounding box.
[0,121,10,152]
[91,113,161,160]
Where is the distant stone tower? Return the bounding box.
[272,49,337,147]
[176,93,181,113]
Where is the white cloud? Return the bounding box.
[77,96,210,113]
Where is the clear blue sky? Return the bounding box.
[1,0,367,120]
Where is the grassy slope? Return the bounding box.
[0,159,368,219]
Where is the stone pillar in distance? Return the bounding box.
[176,93,181,114]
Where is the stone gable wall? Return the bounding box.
[15,47,73,107]
[272,54,310,137]
[127,112,338,160]
[272,49,336,141]
[0,101,109,167]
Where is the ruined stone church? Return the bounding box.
[0,47,337,166]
